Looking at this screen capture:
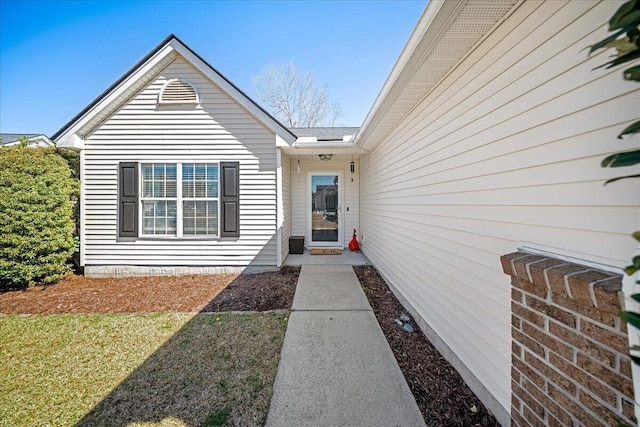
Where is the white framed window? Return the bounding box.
[140,162,219,237]
[182,163,219,236]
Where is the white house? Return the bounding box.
[54,1,639,425]
[1,133,54,147]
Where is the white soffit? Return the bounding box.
[357,0,520,150]
[280,144,368,159]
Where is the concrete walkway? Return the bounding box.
[266,264,425,427]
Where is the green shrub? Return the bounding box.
[0,146,79,288]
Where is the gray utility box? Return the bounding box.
[289,236,304,254]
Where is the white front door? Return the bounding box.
[307,172,343,247]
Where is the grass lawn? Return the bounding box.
[0,312,287,427]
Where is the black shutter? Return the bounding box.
[118,162,138,238]
[220,162,240,237]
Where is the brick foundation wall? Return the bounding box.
[501,252,636,426]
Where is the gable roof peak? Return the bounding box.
[53,34,296,147]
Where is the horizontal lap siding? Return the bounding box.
[359,0,638,415]
[83,56,277,266]
[291,159,359,246]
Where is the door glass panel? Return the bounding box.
[311,174,339,242]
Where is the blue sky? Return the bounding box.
[0,0,426,137]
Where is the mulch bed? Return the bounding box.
[201,266,300,312]
[2,263,500,426]
[353,265,500,427]
[0,266,300,314]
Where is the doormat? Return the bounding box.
[310,248,342,255]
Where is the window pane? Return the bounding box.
[143,218,154,234]
[195,216,207,234]
[195,164,206,180]
[143,201,155,217]
[154,164,164,180]
[142,200,176,236]
[207,181,218,198]
[142,163,217,236]
[183,218,195,235]
[186,164,194,179]
[155,218,166,234]
[167,217,177,234]
[207,165,218,180]
[142,164,152,180]
[166,180,176,198]
[182,180,192,198]
[143,181,153,198]
[196,201,207,217]
[183,201,195,217]
[166,164,177,180]
[207,201,218,234]
[155,201,166,216]
[195,180,206,198]
[167,201,177,218]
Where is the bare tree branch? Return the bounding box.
[252,61,343,127]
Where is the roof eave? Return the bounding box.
[53,35,297,148]
[355,0,453,148]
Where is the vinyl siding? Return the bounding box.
[359,0,639,415]
[83,55,278,266]
[281,154,292,261]
[290,159,359,247]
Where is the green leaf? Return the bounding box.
[630,294,640,303]
[624,64,640,80]
[601,149,640,167]
[626,255,640,275]
[606,47,640,68]
[633,231,640,242]
[618,120,640,138]
[589,28,628,54]
[620,310,640,329]
[605,37,639,54]
[609,0,640,31]
[625,265,640,276]
[604,174,640,185]
[631,355,640,366]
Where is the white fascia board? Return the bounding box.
[297,137,318,143]
[276,134,291,147]
[32,135,54,147]
[172,42,297,146]
[355,0,457,147]
[55,44,176,149]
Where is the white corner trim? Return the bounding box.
[79,150,86,267]
[276,148,283,267]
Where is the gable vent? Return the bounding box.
[158,79,199,104]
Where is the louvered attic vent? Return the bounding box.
[158,79,199,104]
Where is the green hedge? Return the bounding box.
[0,146,79,288]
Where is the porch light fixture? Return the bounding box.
[350,158,355,182]
[297,159,301,174]
[318,154,332,161]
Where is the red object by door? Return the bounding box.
[349,229,360,252]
